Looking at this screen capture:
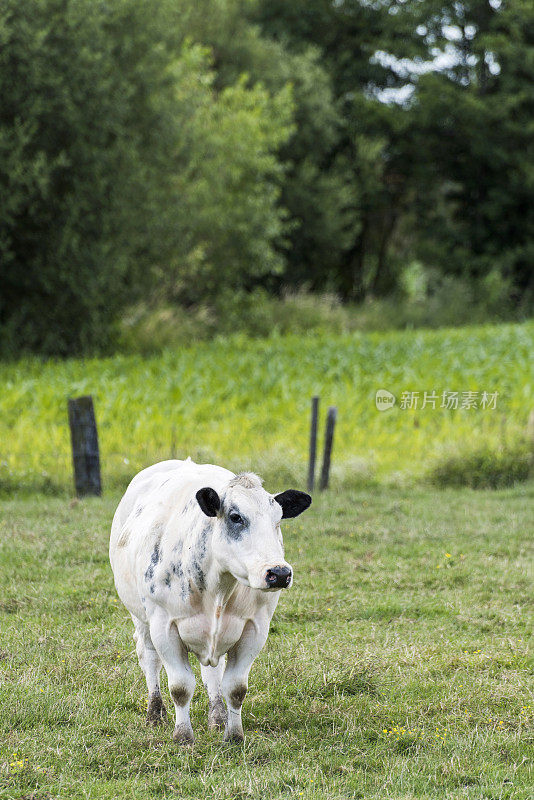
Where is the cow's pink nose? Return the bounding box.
[265,566,292,589]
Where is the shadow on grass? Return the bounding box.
[319,668,380,698]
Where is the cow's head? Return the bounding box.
[196,473,311,591]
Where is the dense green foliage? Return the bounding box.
[117,272,520,355]
[408,0,534,298]
[253,0,534,301]
[1,0,533,355]
[429,442,533,489]
[0,322,531,495]
[1,487,533,798]
[0,0,292,354]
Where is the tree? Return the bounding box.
[171,0,358,293]
[251,0,433,298]
[409,0,534,304]
[156,58,294,304]
[0,0,177,353]
[0,0,295,354]
[255,0,534,305]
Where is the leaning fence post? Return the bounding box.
[307,396,320,492]
[319,406,337,491]
[68,395,102,497]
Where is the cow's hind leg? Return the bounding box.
[201,661,227,730]
[132,615,167,725]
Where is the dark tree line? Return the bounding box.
[1,0,532,355]
[252,0,534,302]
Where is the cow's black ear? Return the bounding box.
[196,487,221,517]
[274,490,312,519]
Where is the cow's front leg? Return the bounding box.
[221,616,269,743]
[201,661,227,730]
[149,610,195,745]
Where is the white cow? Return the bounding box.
[109,458,311,744]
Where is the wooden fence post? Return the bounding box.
[68,395,102,497]
[307,396,319,492]
[526,409,534,445]
[319,406,337,491]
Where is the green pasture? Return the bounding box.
[0,322,532,494]
[0,485,532,798]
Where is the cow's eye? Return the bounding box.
[229,512,244,525]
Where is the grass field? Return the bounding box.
[1,484,532,799]
[0,321,533,494]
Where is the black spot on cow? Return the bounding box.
[171,560,183,580]
[170,685,189,707]
[190,524,210,591]
[225,509,249,541]
[170,560,188,600]
[192,562,205,591]
[144,544,161,583]
[149,583,155,595]
[151,543,161,564]
[134,505,143,517]
[164,572,171,588]
[229,685,247,708]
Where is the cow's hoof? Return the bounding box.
[208,697,227,730]
[223,726,244,744]
[146,692,167,726]
[173,723,194,746]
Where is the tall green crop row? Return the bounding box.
[0,323,532,494]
